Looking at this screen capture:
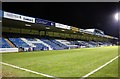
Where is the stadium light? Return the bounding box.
[46,27,50,29]
[73,32,76,33]
[61,30,65,31]
[25,24,31,27]
[114,12,119,21]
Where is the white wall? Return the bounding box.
[0,48,19,53]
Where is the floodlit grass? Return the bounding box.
[2,65,42,77]
[89,59,118,77]
[1,46,118,77]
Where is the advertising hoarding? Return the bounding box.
[36,18,55,26]
[4,11,35,23]
[0,48,18,53]
[79,29,84,32]
[71,26,79,32]
[55,23,71,30]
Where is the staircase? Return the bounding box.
[21,38,52,50]
[20,38,35,47]
[4,38,16,48]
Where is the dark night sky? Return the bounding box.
[2,2,119,37]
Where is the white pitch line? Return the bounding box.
[80,55,120,79]
[0,62,60,79]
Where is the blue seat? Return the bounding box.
[33,43,48,51]
[50,39,68,49]
[0,38,11,48]
[9,38,30,48]
[26,38,37,41]
[40,38,63,50]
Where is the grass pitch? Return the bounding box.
[1,46,118,78]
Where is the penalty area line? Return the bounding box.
[0,62,60,79]
[80,55,120,79]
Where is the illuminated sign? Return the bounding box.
[22,16,35,23]
[4,11,35,23]
[55,23,71,30]
[79,29,84,32]
[71,26,79,32]
[36,18,55,26]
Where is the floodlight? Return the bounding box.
[115,12,118,21]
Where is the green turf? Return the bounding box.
[2,65,43,77]
[89,59,118,77]
[1,46,118,77]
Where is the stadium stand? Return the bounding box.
[1,10,118,53]
[8,38,30,48]
[102,42,112,46]
[1,38,11,48]
[88,41,98,47]
[23,37,51,50]
[0,35,114,52]
[33,43,48,51]
[56,39,79,49]
[50,39,69,49]
[40,38,63,50]
[71,41,86,48]
[25,38,37,41]
[77,41,89,46]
